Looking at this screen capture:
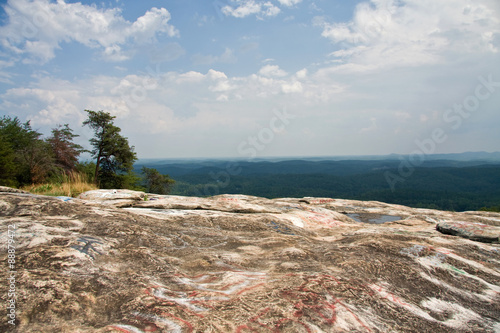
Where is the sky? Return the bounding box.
[0,0,499,159]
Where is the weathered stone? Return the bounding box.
[0,186,29,194]
[77,189,147,207]
[133,194,283,213]
[437,221,500,243]
[1,189,499,332]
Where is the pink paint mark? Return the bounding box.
[235,325,259,333]
[236,282,266,295]
[336,301,373,333]
[232,274,374,333]
[303,212,342,228]
[144,325,158,332]
[147,286,207,316]
[436,248,453,255]
[155,311,194,333]
[318,301,337,324]
[246,307,273,331]
[369,284,411,308]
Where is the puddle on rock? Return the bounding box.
[346,213,402,224]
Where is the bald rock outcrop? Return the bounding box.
[0,188,499,332]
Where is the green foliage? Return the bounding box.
[0,134,17,187]
[100,171,143,191]
[0,116,54,185]
[31,184,54,193]
[0,116,40,151]
[75,161,97,184]
[164,161,500,212]
[480,205,500,212]
[83,110,137,189]
[23,139,56,184]
[141,166,175,194]
[1,112,142,192]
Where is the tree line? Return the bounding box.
[0,110,174,194]
[169,167,500,212]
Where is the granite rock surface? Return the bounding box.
[1,188,499,332]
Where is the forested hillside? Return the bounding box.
[136,158,500,212]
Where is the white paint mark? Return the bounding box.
[421,298,481,329]
[369,284,436,322]
[132,312,182,333]
[110,324,144,333]
[419,272,494,302]
[151,288,208,312]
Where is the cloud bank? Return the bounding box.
[0,0,178,63]
[0,0,499,158]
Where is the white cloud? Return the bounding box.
[295,68,307,79]
[208,69,228,81]
[319,0,500,72]
[0,0,178,63]
[128,7,178,42]
[221,0,303,19]
[222,0,281,19]
[210,80,235,92]
[0,65,319,156]
[276,0,302,7]
[282,81,303,93]
[263,2,281,17]
[259,64,287,77]
[2,60,498,158]
[1,2,499,162]
[176,71,206,83]
[222,1,260,18]
[3,85,81,125]
[103,45,130,62]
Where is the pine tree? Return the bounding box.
[47,124,85,173]
[0,134,17,187]
[0,116,53,185]
[83,110,137,188]
[141,167,175,194]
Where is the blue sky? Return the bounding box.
[0,0,499,159]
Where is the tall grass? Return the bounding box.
[22,171,98,197]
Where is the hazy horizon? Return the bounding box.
[1,0,499,159]
[133,151,500,163]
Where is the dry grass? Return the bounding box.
[22,171,97,197]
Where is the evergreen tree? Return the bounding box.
[141,167,175,194]
[47,124,85,173]
[0,116,53,185]
[0,134,17,187]
[82,110,137,188]
[21,139,55,184]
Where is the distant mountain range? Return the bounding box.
[132,152,500,212]
[137,151,500,165]
[135,151,500,178]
